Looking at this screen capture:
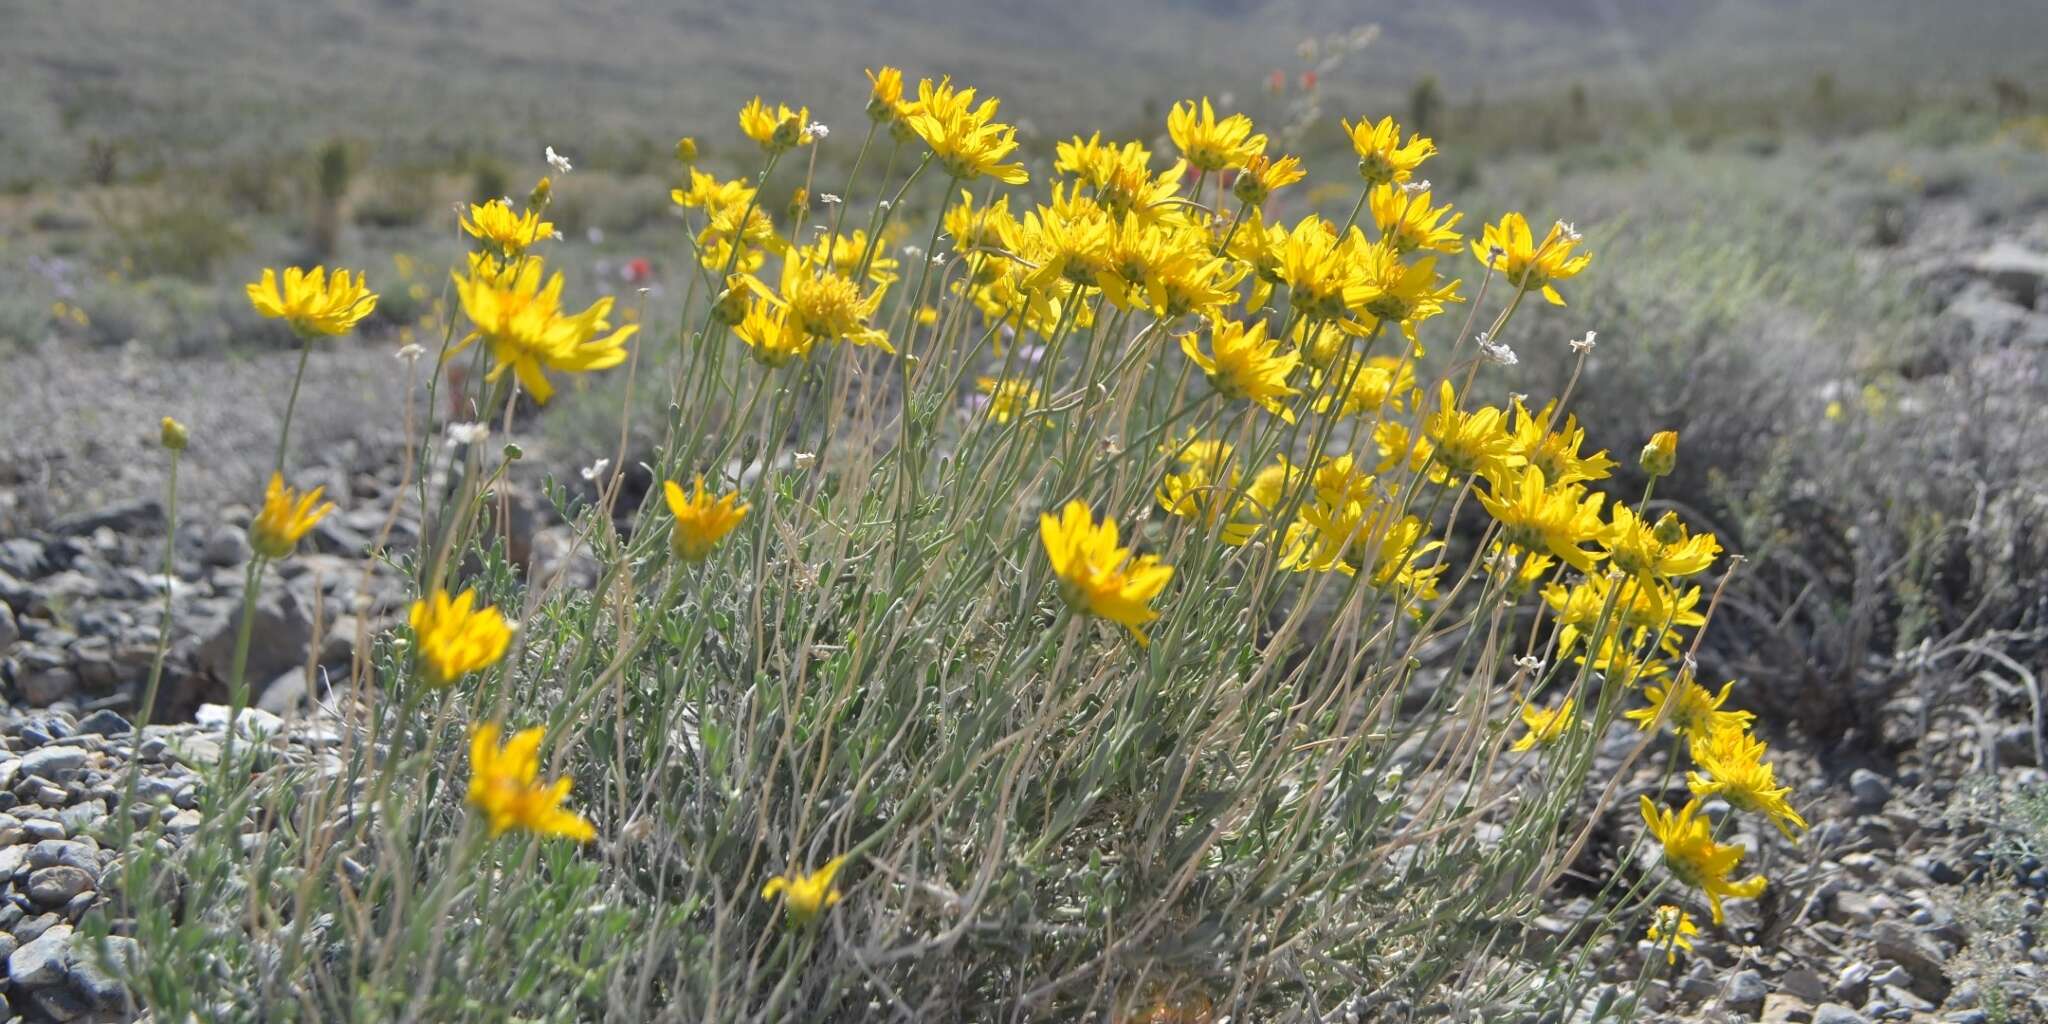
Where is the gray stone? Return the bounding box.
[55,798,105,836]
[195,586,313,689]
[32,983,90,1021]
[14,649,79,706]
[1972,240,2048,307]
[1812,1005,1869,1024]
[1874,921,1952,992]
[7,922,73,987]
[1761,992,1814,1024]
[25,866,94,907]
[202,525,252,567]
[65,933,137,1010]
[1781,968,1828,1004]
[27,840,100,872]
[19,746,87,781]
[48,499,164,537]
[22,817,66,841]
[0,539,49,579]
[257,665,315,716]
[73,709,130,737]
[0,600,17,651]
[1724,968,1768,1014]
[1849,768,1891,811]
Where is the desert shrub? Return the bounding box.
[111,74,1809,1022]
[91,188,248,281]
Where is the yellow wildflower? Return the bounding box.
[1423,381,1524,486]
[1369,183,1463,254]
[1647,905,1698,965]
[245,267,378,337]
[1312,354,1418,421]
[762,855,848,924]
[466,723,596,842]
[1181,316,1301,422]
[902,77,1028,185]
[461,199,554,258]
[1625,673,1754,746]
[451,256,635,404]
[1039,500,1174,645]
[1510,697,1576,752]
[408,588,514,687]
[975,376,1041,425]
[1343,115,1435,186]
[1640,797,1766,925]
[866,66,906,123]
[159,417,188,452]
[733,298,814,368]
[748,253,891,352]
[248,473,333,560]
[1232,153,1306,206]
[1472,212,1593,306]
[1641,430,1678,477]
[664,477,749,562]
[1601,506,1720,580]
[1167,98,1266,171]
[1507,399,1616,485]
[738,97,813,152]
[1346,242,1462,343]
[1480,466,1608,573]
[1688,724,1808,840]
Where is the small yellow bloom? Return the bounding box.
[1167,97,1267,172]
[1039,500,1174,645]
[1647,905,1698,965]
[738,97,813,152]
[450,255,636,405]
[1688,724,1808,840]
[664,477,749,561]
[245,267,379,337]
[733,299,814,368]
[1625,672,1753,745]
[461,199,555,258]
[1231,153,1305,207]
[1507,399,1616,486]
[248,473,334,560]
[1601,506,1719,581]
[1423,381,1524,486]
[762,855,848,924]
[1343,115,1435,186]
[1641,430,1679,478]
[408,588,514,687]
[1510,697,1576,752]
[901,77,1028,185]
[159,417,188,452]
[1471,212,1593,306]
[466,723,596,842]
[1480,467,1608,573]
[866,66,905,123]
[1640,797,1766,925]
[746,254,892,352]
[1369,183,1462,254]
[675,136,699,164]
[975,376,1041,425]
[1180,316,1301,422]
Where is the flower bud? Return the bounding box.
[711,278,749,326]
[159,417,188,452]
[771,114,804,150]
[528,176,552,211]
[502,442,524,461]
[1652,511,1685,547]
[1232,171,1267,206]
[1639,430,1677,478]
[786,187,809,221]
[675,137,699,165]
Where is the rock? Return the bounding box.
[0,568,30,613]
[19,746,88,781]
[65,934,138,1010]
[0,538,50,578]
[1724,968,1767,1014]
[1971,240,2048,307]
[1761,992,1815,1024]
[0,600,17,650]
[1812,1005,1869,1024]
[256,665,316,716]
[68,635,119,692]
[201,525,252,567]
[1944,284,2048,347]
[7,922,73,987]
[1781,968,1828,1003]
[48,499,164,537]
[27,840,101,872]
[22,817,66,841]
[1834,962,1873,1004]
[25,866,94,907]
[311,516,370,557]
[1849,768,1891,811]
[1874,921,1952,994]
[74,709,131,736]
[13,647,79,706]
[1882,984,1934,1013]
[32,984,91,1021]
[195,586,313,689]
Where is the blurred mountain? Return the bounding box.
[5,0,2044,179]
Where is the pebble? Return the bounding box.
[1849,768,1892,810]
[25,866,94,907]
[7,922,73,987]
[19,746,88,781]
[1813,1004,1871,1024]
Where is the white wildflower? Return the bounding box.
[1476,332,1518,367]
[394,343,425,362]
[1570,330,1598,354]
[446,422,491,448]
[545,145,573,175]
[807,122,830,139]
[1400,179,1432,194]
[1556,220,1582,243]
[580,458,612,482]
[820,193,842,205]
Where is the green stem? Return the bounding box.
[272,339,315,474]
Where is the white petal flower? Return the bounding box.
[546,145,573,175]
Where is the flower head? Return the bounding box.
[408,588,514,687]
[1343,115,1435,186]
[246,267,378,337]
[664,477,749,561]
[902,77,1028,185]
[762,855,848,924]
[1232,153,1305,206]
[1640,797,1766,924]
[248,473,333,560]
[1602,506,1720,581]
[1640,430,1678,478]
[461,199,555,258]
[739,97,814,152]
[748,254,892,352]
[1369,183,1463,254]
[451,255,636,404]
[159,417,189,452]
[1480,466,1608,573]
[1625,672,1754,746]
[1167,98,1266,171]
[1510,697,1576,752]
[867,66,906,123]
[1180,316,1301,422]
[733,298,814,368]
[1472,212,1593,306]
[975,376,1041,425]
[1647,905,1698,965]
[1039,500,1174,645]
[466,723,596,842]
[1688,724,1807,840]
[1424,381,1524,487]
